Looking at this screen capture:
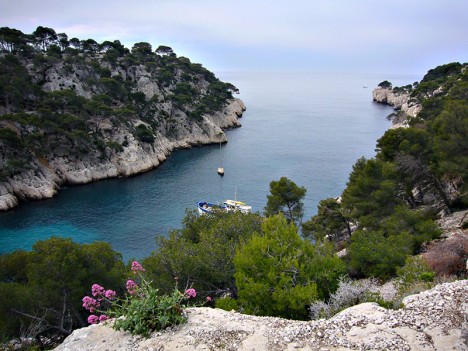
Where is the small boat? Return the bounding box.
[363,84,368,88]
[217,142,224,176]
[223,199,252,213]
[197,201,226,215]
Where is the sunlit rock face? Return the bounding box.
[55,280,467,351]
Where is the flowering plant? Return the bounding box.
[82,261,197,337]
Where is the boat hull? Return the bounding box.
[224,200,252,213]
[197,202,226,215]
[197,200,252,215]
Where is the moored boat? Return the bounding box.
[223,199,252,213]
[197,201,226,215]
[217,142,224,176]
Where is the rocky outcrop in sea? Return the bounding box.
[372,87,421,128]
[54,280,468,351]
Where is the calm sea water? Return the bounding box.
[0,71,419,260]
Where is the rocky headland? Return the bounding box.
[0,32,246,211]
[54,280,468,351]
[372,86,421,128]
[0,98,245,211]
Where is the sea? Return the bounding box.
[0,70,420,261]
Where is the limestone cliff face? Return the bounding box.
[0,47,248,211]
[0,98,246,211]
[54,280,468,351]
[372,87,421,128]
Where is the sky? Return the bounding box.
[1,0,468,77]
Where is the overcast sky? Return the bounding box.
[1,0,467,76]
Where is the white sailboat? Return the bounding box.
[217,142,224,176]
[224,187,251,213]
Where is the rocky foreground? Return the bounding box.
[55,280,467,351]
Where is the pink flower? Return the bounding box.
[105,289,116,300]
[82,296,100,311]
[131,261,145,273]
[126,279,139,295]
[91,284,105,297]
[87,315,99,324]
[206,296,212,302]
[99,315,109,322]
[185,288,196,299]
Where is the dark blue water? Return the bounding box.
[0,71,419,260]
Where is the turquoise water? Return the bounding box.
[0,71,419,261]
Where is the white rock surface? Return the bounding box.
[55,280,468,351]
[372,87,422,128]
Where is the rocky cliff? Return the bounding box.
[0,98,245,211]
[372,87,421,127]
[0,30,247,211]
[54,280,468,351]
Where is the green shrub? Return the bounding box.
[347,230,412,279]
[395,256,435,296]
[134,124,155,143]
[234,215,344,320]
[106,140,123,152]
[215,297,238,312]
[143,211,263,298]
[378,80,392,89]
[0,238,125,345]
[82,261,194,337]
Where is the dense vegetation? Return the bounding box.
[0,26,238,180]
[0,238,125,347]
[1,48,467,348]
[304,62,468,278]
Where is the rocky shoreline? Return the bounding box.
[54,280,468,351]
[0,98,246,211]
[372,86,421,128]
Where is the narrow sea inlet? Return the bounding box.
[0,71,418,260]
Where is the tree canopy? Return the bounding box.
[264,177,307,226]
[0,238,125,342]
[234,214,345,319]
[143,210,264,298]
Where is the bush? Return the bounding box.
[395,256,435,296]
[143,211,263,298]
[106,140,123,152]
[347,230,412,279]
[215,297,238,312]
[378,80,392,89]
[0,238,125,346]
[309,277,382,320]
[423,236,468,276]
[234,215,344,320]
[82,261,194,337]
[134,124,155,143]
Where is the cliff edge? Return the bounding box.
[55,280,467,351]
